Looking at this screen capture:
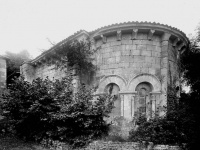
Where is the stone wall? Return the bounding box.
[0,56,7,97]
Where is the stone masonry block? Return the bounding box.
[155,58,161,64]
[126,45,136,50]
[145,56,154,63]
[122,50,131,56]
[110,41,122,46]
[137,45,146,50]
[161,45,168,52]
[121,45,126,51]
[152,41,161,46]
[116,56,120,63]
[143,63,152,68]
[161,50,168,57]
[152,35,160,41]
[133,68,141,75]
[147,45,156,51]
[122,34,131,40]
[109,64,118,69]
[152,63,160,68]
[141,50,151,56]
[137,33,148,40]
[134,56,145,62]
[106,35,116,42]
[113,51,121,57]
[120,56,130,63]
[129,56,134,62]
[161,41,169,46]
[131,49,140,55]
[107,57,116,64]
[103,52,110,58]
[112,46,121,51]
[140,68,149,73]
[156,46,162,52]
[161,62,168,68]
[151,51,161,57]
[122,40,132,45]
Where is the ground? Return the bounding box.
[0,135,50,150]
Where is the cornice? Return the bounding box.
[28,21,189,65]
[89,21,189,44]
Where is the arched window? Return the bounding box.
[105,83,121,117]
[135,82,153,118]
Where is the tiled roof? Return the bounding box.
[89,21,186,36]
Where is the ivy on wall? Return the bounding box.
[44,40,96,83]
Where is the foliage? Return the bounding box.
[179,23,200,149]
[0,75,113,148]
[46,40,95,83]
[4,50,31,86]
[129,85,187,147]
[129,107,187,146]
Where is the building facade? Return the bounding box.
[21,22,188,121]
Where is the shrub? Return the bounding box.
[0,75,113,148]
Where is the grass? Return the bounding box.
[0,135,50,150]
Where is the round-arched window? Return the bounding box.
[104,83,121,117]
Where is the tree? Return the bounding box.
[4,50,31,86]
[178,24,200,149]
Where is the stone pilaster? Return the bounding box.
[160,32,171,116]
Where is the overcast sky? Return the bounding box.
[0,0,200,58]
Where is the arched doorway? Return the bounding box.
[104,83,121,118]
[134,82,153,119]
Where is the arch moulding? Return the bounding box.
[96,75,127,94]
[127,73,161,92]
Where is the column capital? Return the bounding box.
[148,29,155,41]
[117,30,122,41]
[131,29,138,40]
[100,35,107,44]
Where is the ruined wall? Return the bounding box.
[0,56,7,97]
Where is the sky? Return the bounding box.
[0,0,200,58]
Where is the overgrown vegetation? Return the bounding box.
[46,40,96,84]
[0,75,113,148]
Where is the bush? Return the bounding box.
[0,75,113,148]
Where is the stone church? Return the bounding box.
[21,21,188,121]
